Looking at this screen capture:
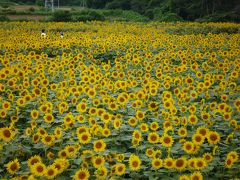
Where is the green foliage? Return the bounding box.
[72,10,105,22]
[28,7,35,12]
[0,15,9,21]
[165,25,240,35]
[121,10,149,22]
[102,9,149,22]
[105,0,131,10]
[35,0,44,7]
[196,12,240,23]
[153,8,183,22]
[51,10,72,22]
[0,7,16,15]
[3,0,240,22]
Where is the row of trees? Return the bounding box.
[7,0,240,21]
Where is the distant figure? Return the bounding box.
[41,29,46,37]
[60,31,64,38]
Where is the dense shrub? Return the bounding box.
[28,7,35,12]
[51,10,72,22]
[102,9,149,22]
[153,8,183,22]
[0,15,9,21]
[72,10,105,22]
[196,13,240,23]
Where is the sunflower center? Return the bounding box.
[78,172,86,179]
[10,163,17,171]
[3,129,11,138]
[132,160,139,167]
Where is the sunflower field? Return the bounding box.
[0,21,240,180]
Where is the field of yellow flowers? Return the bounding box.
[0,21,239,180]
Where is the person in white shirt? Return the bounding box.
[41,29,46,37]
[60,31,64,38]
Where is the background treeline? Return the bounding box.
[4,0,240,22]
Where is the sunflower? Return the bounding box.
[47,152,55,160]
[178,127,188,138]
[102,127,111,137]
[164,157,174,169]
[196,126,209,137]
[136,110,145,121]
[6,159,20,174]
[45,165,57,179]
[190,171,203,180]
[74,168,90,180]
[129,154,141,171]
[128,117,138,127]
[192,133,205,145]
[31,120,37,129]
[0,127,15,142]
[58,149,68,159]
[151,158,163,169]
[101,112,112,124]
[0,109,7,118]
[87,88,96,98]
[76,126,89,135]
[92,156,105,168]
[146,148,155,158]
[150,122,159,131]
[183,141,194,154]
[53,158,68,174]
[163,100,173,110]
[115,163,126,176]
[132,130,142,140]
[96,166,108,179]
[201,112,211,121]
[187,157,195,169]
[161,134,174,148]
[179,175,190,180]
[28,155,42,167]
[148,101,159,111]
[117,94,127,105]
[25,127,32,136]
[65,145,78,158]
[42,134,55,146]
[193,158,206,170]
[54,127,62,139]
[140,123,149,132]
[77,102,88,113]
[76,115,86,123]
[188,114,198,125]
[203,152,213,162]
[39,104,48,113]
[30,162,47,176]
[78,132,91,144]
[108,102,118,111]
[174,157,187,171]
[93,139,106,152]
[64,113,75,127]
[2,101,11,110]
[225,158,234,168]
[113,119,121,129]
[207,131,220,145]
[32,134,40,143]
[44,113,55,123]
[148,132,159,144]
[115,154,125,162]
[92,98,101,107]
[227,151,239,163]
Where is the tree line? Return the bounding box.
[7,0,240,21]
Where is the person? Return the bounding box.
[41,29,46,37]
[60,31,64,38]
